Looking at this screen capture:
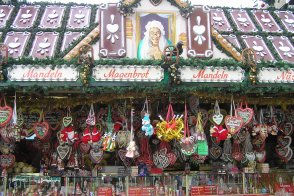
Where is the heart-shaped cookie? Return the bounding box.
[236,108,254,126]
[57,144,72,160]
[212,114,224,125]
[0,105,13,127]
[275,146,290,159]
[33,121,50,140]
[0,154,15,168]
[167,152,177,165]
[277,136,292,148]
[89,149,104,164]
[153,148,170,168]
[255,150,266,163]
[209,145,222,160]
[63,116,73,127]
[225,115,244,135]
[282,122,293,136]
[80,143,91,154]
[252,136,266,151]
[118,149,132,167]
[232,152,243,162]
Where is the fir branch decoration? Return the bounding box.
[118,0,141,16]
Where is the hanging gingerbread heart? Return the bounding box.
[225,116,244,135]
[209,144,222,160]
[212,100,224,125]
[153,148,170,168]
[0,154,15,168]
[63,117,73,127]
[282,122,293,136]
[0,96,13,127]
[89,149,104,164]
[252,136,266,151]
[236,101,254,126]
[167,152,177,165]
[33,121,50,140]
[232,140,243,162]
[277,136,292,148]
[57,144,72,160]
[275,146,292,162]
[118,149,132,167]
[209,109,227,125]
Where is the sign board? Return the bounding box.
[97,187,112,196]
[7,65,79,81]
[258,68,294,83]
[129,186,155,196]
[179,66,244,82]
[191,185,218,195]
[92,65,164,82]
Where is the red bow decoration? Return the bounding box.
[210,125,229,142]
[81,126,102,144]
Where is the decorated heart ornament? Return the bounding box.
[232,152,243,162]
[0,105,13,127]
[282,122,293,136]
[167,152,177,165]
[277,136,292,148]
[252,136,266,151]
[63,116,73,127]
[209,145,222,160]
[89,149,104,164]
[212,114,224,125]
[225,115,244,135]
[57,144,72,160]
[153,148,170,168]
[33,121,50,140]
[255,150,266,163]
[80,143,91,154]
[236,108,254,126]
[0,154,15,168]
[180,137,197,156]
[118,149,132,167]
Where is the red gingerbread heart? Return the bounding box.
[0,105,12,127]
[225,115,244,135]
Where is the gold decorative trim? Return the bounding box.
[63,25,100,61]
[211,27,242,61]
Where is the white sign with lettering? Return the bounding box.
[258,68,294,83]
[179,66,245,82]
[7,65,79,81]
[92,65,164,82]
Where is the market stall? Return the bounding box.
[0,0,293,195]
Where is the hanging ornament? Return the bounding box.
[267,106,279,135]
[225,97,244,135]
[236,100,254,126]
[33,110,50,141]
[86,104,96,126]
[63,107,73,127]
[209,138,222,160]
[102,105,116,152]
[126,108,139,158]
[0,95,13,127]
[195,112,208,156]
[141,98,154,136]
[156,103,184,142]
[180,103,197,156]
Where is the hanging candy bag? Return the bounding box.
[195,112,208,156]
[156,103,184,142]
[180,103,197,156]
[141,98,154,136]
[126,109,139,158]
